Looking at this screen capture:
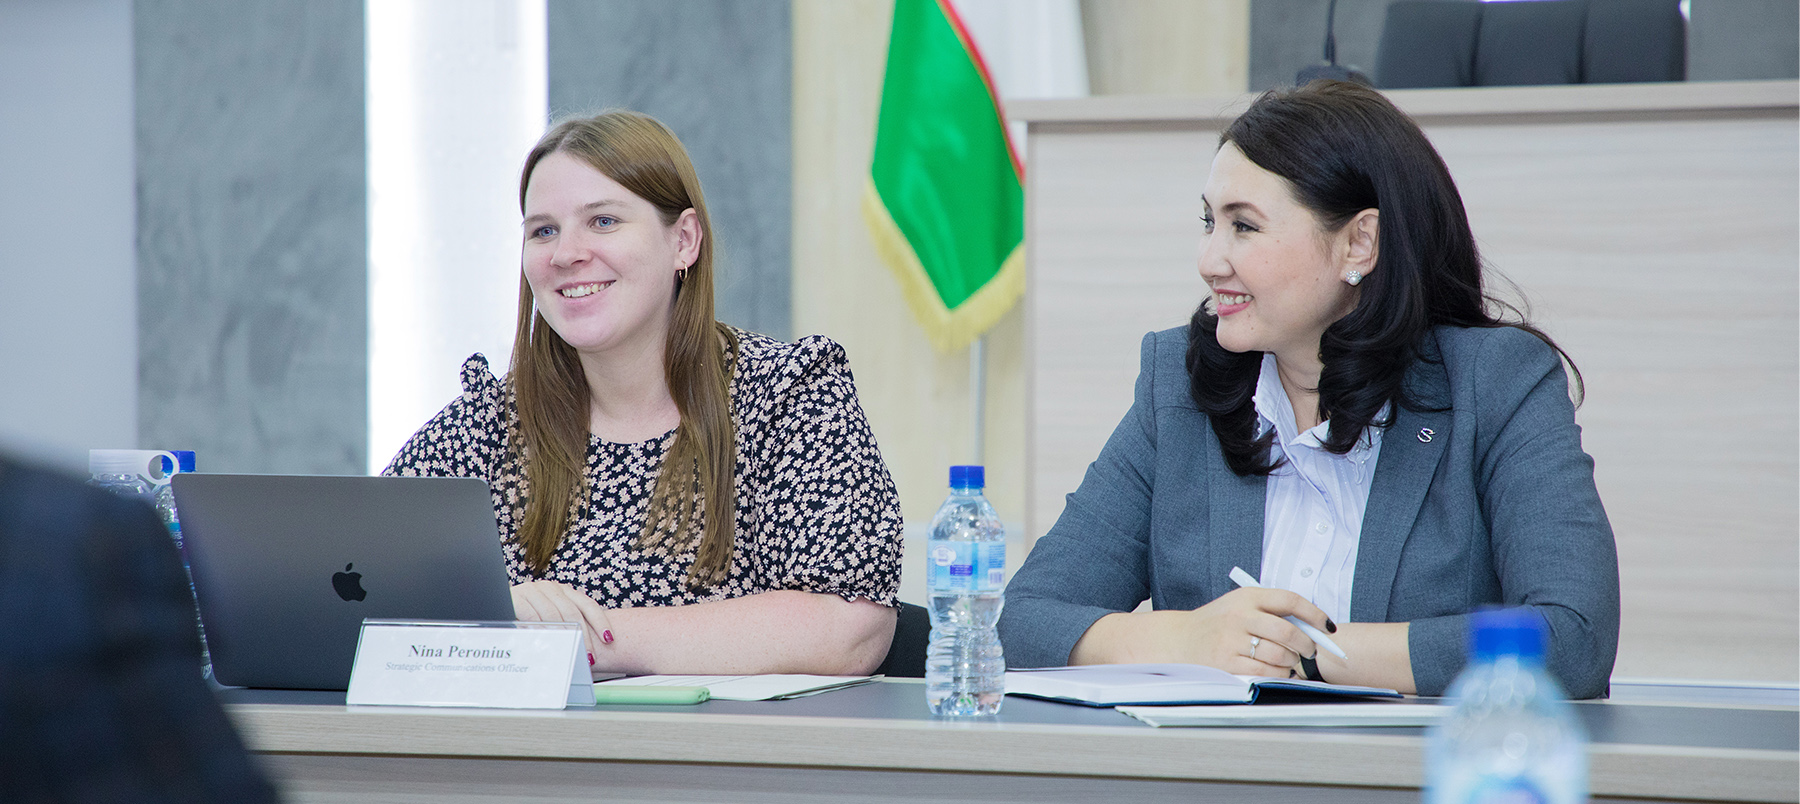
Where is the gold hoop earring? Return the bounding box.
[676,267,689,285]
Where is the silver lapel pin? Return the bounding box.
[1418,427,1435,443]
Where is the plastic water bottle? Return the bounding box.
[153,475,181,549]
[89,449,211,678]
[150,450,196,553]
[161,450,211,678]
[1426,609,1589,804]
[89,450,160,506]
[924,465,1006,716]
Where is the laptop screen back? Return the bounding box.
[173,474,516,690]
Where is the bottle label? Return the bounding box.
[927,540,1005,593]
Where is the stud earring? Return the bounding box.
[1344,270,1362,286]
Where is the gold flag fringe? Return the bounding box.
[860,178,1024,354]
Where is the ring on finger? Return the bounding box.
[1249,635,1261,661]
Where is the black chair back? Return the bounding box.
[1376,1,1484,88]
[1376,0,1686,90]
[873,602,929,678]
[1584,0,1686,83]
[1476,0,1587,86]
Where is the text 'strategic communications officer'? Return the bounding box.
[388,111,903,676]
[997,81,1620,698]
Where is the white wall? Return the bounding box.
[366,0,547,474]
[0,0,136,474]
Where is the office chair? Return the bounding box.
[1375,1,1485,89]
[873,601,929,678]
[1475,0,1587,86]
[1583,0,1685,83]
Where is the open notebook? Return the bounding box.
[1005,663,1402,707]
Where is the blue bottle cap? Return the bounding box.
[948,465,985,490]
[159,450,197,475]
[1468,608,1548,663]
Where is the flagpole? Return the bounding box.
[970,334,986,466]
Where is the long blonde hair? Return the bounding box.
[511,111,739,587]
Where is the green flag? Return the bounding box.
[864,0,1024,353]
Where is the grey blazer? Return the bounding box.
[998,325,1620,697]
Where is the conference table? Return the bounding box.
[222,679,1797,803]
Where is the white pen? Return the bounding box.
[1228,566,1350,662]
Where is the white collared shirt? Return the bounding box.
[1252,353,1385,624]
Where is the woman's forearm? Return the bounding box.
[594,591,896,676]
[1315,622,1414,693]
[1069,611,1183,665]
[1069,607,1418,694]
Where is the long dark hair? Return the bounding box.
[1188,80,1578,476]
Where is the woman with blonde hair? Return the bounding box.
[387,111,903,675]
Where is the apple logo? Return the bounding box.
[332,563,367,602]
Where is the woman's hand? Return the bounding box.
[1069,587,1332,677]
[510,580,616,676]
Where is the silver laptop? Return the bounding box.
[172,474,517,690]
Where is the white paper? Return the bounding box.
[346,620,589,709]
[598,674,876,701]
[1119,703,1448,728]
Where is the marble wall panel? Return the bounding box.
[546,0,792,341]
[135,0,367,474]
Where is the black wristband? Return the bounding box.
[1299,653,1322,682]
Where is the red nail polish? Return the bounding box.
[587,652,595,666]
[602,630,614,645]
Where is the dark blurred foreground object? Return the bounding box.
[0,457,279,803]
[1378,0,1687,89]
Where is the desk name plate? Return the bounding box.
[346,619,593,709]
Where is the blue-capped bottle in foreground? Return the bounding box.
[1426,609,1589,804]
[90,449,211,679]
[160,451,212,679]
[924,465,1006,716]
[151,451,195,552]
[88,450,160,505]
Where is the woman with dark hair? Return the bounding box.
[997,81,1619,697]
[386,111,903,675]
